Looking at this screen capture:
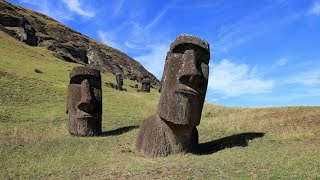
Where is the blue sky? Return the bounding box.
[9,0,320,107]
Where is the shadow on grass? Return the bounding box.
[196,132,265,155]
[100,125,139,137]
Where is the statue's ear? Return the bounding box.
[158,81,162,93]
[66,95,69,114]
[157,52,170,93]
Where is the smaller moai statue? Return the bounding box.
[129,75,137,81]
[115,73,123,91]
[141,77,151,92]
[66,66,102,136]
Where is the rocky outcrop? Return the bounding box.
[0,0,159,85]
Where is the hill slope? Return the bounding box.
[0,0,159,85]
[1,31,320,179]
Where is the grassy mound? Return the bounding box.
[1,31,319,179]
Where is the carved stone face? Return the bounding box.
[67,67,102,135]
[141,77,151,92]
[157,35,210,126]
[116,73,123,86]
[115,73,123,90]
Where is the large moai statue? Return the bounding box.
[141,77,151,92]
[115,73,123,91]
[66,66,102,136]
[135,35,210,157]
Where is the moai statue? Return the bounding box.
[130,75,137,81]
[134,84,139,89]
[141,77,151,92]
[66,66,102,136]
[135,35,210,157]
[115,73,123,91]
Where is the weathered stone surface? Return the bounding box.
[141,77,151,92]
[66,66,102,136]
[0,0,159,85]
[129,75,137,81]
[136,34,210,157]
[115,73,123,91]
[15,25,38,46]
[0,13,25,27]
[0,12,38,46]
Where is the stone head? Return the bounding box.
[157,35,210,126]
[142,77,150,84]
[141,77,151,92]
[67,66,102,129]
[116,73,123,85]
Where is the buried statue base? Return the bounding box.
[67,117,102,136]
[136,115,198,157]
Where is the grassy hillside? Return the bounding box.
[1,31,320,179]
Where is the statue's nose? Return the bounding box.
[78,79,95,112]
[178,50,202,88]
[186,50,201,76]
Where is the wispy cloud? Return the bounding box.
[113,0,125,16]
[286,68,320,86]
[19,0,73,21]
[309,1,320,16]
[145,0,182,30]
[276,58,289,66]
[62,0,95,18]
[213,4,302,54]
[124,41,145,50]
[145,7,170,30]
[171,1,222,10]
[134,44,169,79]
[98,30,121,50]
[208,59,274,97]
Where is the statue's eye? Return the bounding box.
[70,75,101,88]
[88,78,101,88]
[197,50,210,65]
[201,63,209,78]
[171,44,209,65]
[70,76,85,84]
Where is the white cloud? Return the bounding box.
[208,59,274,97]
[309,1,320,16]
[62,0,95,18]
[276,58,288,66]
[171,2,221,10]
[144,0,181,30]
[287,69,320,86]
[213,4,301,54]
[98,30,121,50]
[134,44,169,79]
[145,7,169,30]
[19,0,73,21]
[124,41,145,50]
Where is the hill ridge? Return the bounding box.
[0,0,159,85]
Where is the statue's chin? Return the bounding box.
[68,114,101,122]
[69,111,101,120]
[158,101,201,126]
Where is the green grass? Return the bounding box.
[1,31,320,179]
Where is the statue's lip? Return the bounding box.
[175,86,199,96]
[77,114,93,119]
[76,112,100,119]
